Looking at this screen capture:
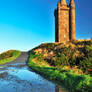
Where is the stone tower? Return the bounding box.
[54,0,75,43]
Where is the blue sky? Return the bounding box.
[0,0,92,53]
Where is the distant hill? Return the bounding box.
[0,50,21,65]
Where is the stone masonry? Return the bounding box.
[54,0,75,43]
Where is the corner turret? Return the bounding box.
[70,0,75,7]
[69,0,75,40]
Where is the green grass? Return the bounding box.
[27,51,92,92]
[0,50,21,65]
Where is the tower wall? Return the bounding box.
[54,9,58,42]
[55,2,69,42]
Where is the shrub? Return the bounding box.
[54,54,69,66]
[84,46,92,57]
[36,53,44,62]
[79,57,92,74]
[46,43,55,49]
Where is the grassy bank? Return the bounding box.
[0,50,21,65]
[27,40,92,92]
[27,51,92,92]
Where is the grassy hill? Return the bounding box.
[0,50,21,65]
[27,40,92,92]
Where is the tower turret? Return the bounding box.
[69,0,75,40]
[60,0,67,6]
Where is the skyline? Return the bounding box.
[0,0,92,53]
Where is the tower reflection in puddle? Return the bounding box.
[55,85,67,92]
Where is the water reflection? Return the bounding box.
[55,85,67,92]
[0,65,55,92]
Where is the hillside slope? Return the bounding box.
[31,40,92,74]
[27,40,92,92]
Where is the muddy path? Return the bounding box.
[0,52,67,92]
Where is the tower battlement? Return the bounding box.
[55,0,75,43]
